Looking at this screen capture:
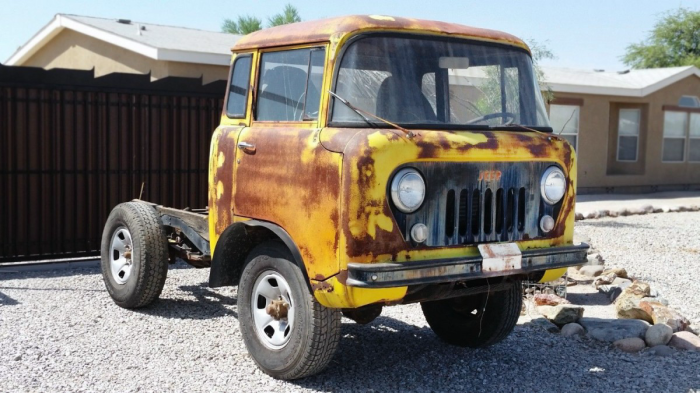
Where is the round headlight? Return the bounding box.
[391,168,425,213]
[541,167,566,205]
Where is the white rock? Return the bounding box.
[579,265,604,277]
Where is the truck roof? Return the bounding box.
[231,15,528,53]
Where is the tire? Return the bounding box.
[100,202,169,309]
[421,280,522,348]
[238,241,341,380]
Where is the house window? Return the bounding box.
[662,110,700,162]
[549,104,580,150]
[617,108,640,162]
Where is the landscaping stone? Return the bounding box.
[579,318,650,342]
[598,277,633,303]
[575,212,584,221]
[603,267,628,279]
[593,273,616,289]
[580,265,605,277]
[644,323,673,347]
[668,331,700,351]
[533,294,570,307]
[561,323,585,337]
[616,295,653,323]
[639,301,691,332]
[641,296,669,306]
[647,345,674,357]
[686,323,700,335]
[537,305,584,325]
[616,281,653,322]
[613,337,646,353]
[529,317,560,334]
[585,253,605,266]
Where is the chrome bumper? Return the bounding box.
[346,243,589,288]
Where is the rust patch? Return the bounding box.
[311,281,334,293]
[336,269,349,285]
[232,15,528,53]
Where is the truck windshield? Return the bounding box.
[331,34,551,130]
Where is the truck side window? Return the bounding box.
[303,49,326,120]
[257,47,325,121]
[226,54,252,118]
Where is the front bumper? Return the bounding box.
[346,243,589,288]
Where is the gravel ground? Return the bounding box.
[576,211,700,323]
[1,214,700,392]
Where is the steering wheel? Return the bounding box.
[465,112,516,125]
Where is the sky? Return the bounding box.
[1,0,699,71]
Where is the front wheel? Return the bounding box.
[238,241,341,380]
[421,280,522,348]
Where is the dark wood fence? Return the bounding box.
[0,65,225,262]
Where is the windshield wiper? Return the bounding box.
[328,91,416,139]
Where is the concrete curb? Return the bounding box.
[0,257,100,273]
[576,204,700,221]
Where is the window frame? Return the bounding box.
[690,112,700,163]
[616,108,641,163]
[661,108,700,163]
[224,53,253,119]
[252,45,327,124]
[327,32,547,130]
[549,103,581,151]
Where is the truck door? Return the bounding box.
[209,53,253,244]
[232,47,341,278]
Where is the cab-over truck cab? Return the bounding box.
[100,15,589,380]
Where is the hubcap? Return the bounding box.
[109,227,133,285]
[251,271,295,349]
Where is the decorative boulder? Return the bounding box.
[616,281,653,322]
[537,305,584,325]
[668,331,700,351]
[579,318,650,342]
[639,301,690,332]
[533,294,571,307]
[561,323,585,337]
[644,323,673,347]
[613,337,646,353]
[602,267,628,279]
[580,265,605,277]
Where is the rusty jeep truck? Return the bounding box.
[100,15,589,380]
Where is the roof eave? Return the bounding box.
[6,14,232,67]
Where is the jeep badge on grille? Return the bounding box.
[478,170,502,182]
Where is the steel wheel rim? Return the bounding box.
[251,271,295,350]
[109,227,133,285]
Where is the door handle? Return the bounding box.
[237,141,256,154]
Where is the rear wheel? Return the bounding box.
[100,202,169,309]
[421,280,522,348]
[238,241,341,380]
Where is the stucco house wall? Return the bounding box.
[21,29,229,84]
[552,75,700,192]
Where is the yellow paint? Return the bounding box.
[217,151,225,168]
[539,268,567,283]
[312,276,407,308]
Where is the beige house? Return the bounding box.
[5,14,240,84]
[6,15,700,192]
[544,66,700,193]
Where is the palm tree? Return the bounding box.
[268,4,301,27]
[222,15,263,35]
